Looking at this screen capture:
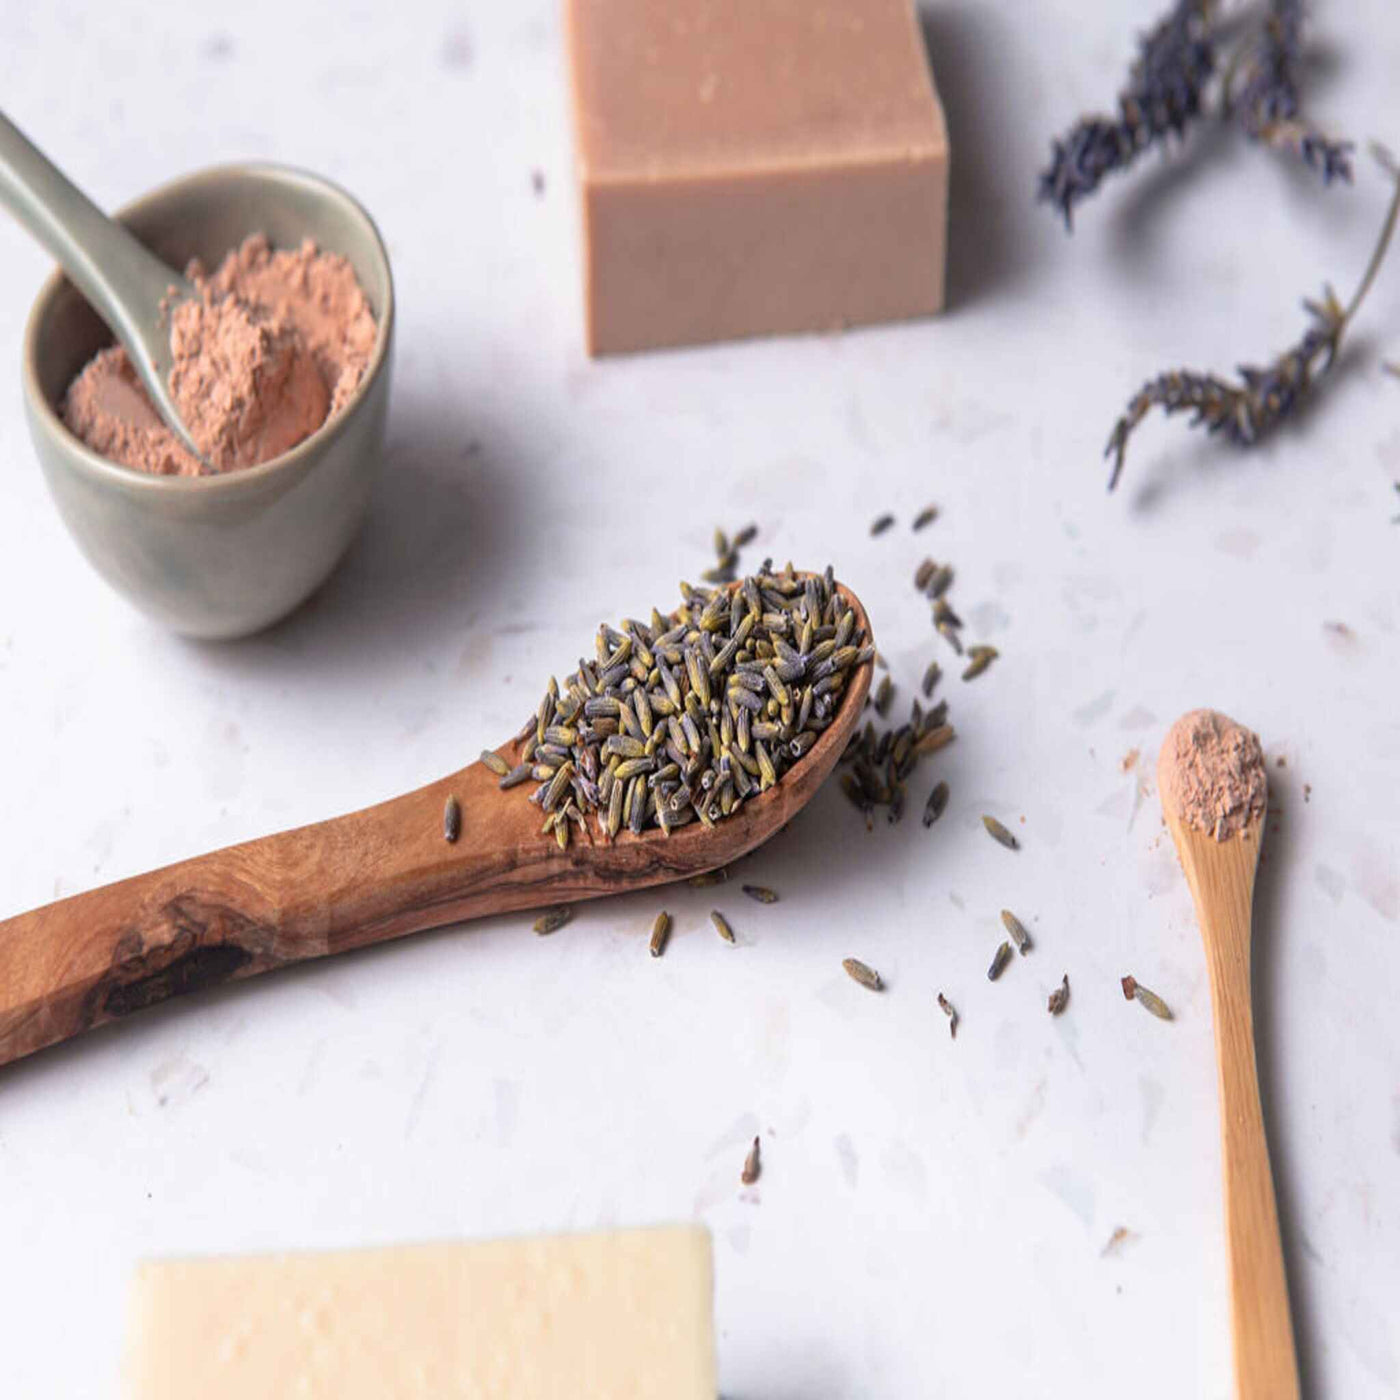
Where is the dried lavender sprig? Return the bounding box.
[1039,0,1217,229]
[1240,117,1353,187]
[1227,0,1353,186]
[1107,147,1400,489]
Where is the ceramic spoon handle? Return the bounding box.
[0,110,186,367]
[0,108,206,461]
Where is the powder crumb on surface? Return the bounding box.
[740,1135,761,1186]
[1101,1226,1137,1257]
[1157,709,1266,841]
[1120,747,1140,773]
[63,234,376,477]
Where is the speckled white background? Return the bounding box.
[1,1,1397,1395]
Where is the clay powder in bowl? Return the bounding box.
[22,163,395,639]
[64,236,378,478]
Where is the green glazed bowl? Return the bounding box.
[21,162,395,640]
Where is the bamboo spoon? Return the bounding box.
[1158,709,1299,1400]
[0,584,872,1071]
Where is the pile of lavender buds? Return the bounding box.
[486,563,874,847]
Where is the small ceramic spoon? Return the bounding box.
[0,584,873,1070]
[1159,710,1299,1400]
[0,110,205,462]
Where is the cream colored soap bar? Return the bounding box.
[126,1225,716,1399]
[567,0,949,354]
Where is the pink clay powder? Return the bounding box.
[1158,709,1267,841]
[63,235,376,477]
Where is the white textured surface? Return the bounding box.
[0,2,1398,1396]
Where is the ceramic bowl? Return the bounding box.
[21,162,395,639]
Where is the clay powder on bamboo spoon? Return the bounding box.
[1157,708,1267,841]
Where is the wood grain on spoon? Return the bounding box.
[1159,710,1298,1400]
[0,582,872,1071]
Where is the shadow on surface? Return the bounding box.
[183,388,534,683]
[1108,117,1241,259]
[918,4,1031,310]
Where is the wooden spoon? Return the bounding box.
[1158,710,1298,1400]
[0,584,872,1071]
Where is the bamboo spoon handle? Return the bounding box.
[0,760,572,1069]
[1174,813,1300,1400]
[1196,882,1299,1400]
[1159,709,1298,1399]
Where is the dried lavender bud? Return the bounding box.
[1228,0,1353,185]
[937,991,958,1038]
[1039,0,1216,229]
[1000,909,1033,955]
[741,1135,761,1185]
[711,910,737,944]
[741,884,779,904]
[533,906,572,935]
[1122,973,1173,1020]
[987,942,1013,981]
[1107,149,1400,489]
[842,957,883,991]
[649,910,672,958]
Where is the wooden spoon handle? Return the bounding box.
[1200,905,1300,1400]
[0,761,573,1069]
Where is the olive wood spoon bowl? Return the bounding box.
[0,584,872,1071]
[1159,711,1298,1400]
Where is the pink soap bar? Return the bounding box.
[566,0,950,355]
